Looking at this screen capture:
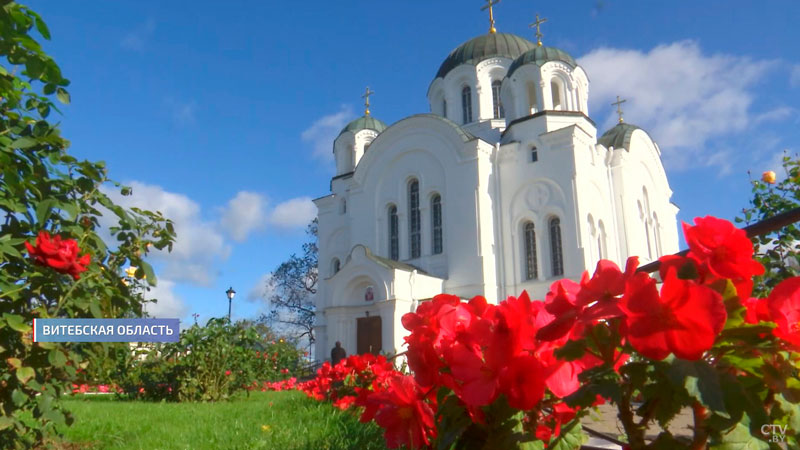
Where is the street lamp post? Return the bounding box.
[225,286,236,321]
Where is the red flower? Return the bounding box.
[25,231,91,280]
[499,354,546,410]
[621,269,726,360]
[370,375,436,449]
[766,276,800,347]
[225,370,231,376]
[683,216,764,298]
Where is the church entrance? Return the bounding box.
[356,316,382,355]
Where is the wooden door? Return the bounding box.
[356,316,382,355]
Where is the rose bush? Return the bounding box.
[297,215,800,450]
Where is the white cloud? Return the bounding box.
[121,19,155,52]
[754,107,795,124]
[102,181,230,286]
[791,65,800,88]
[144,279,188,318]
[301,105,355,162]
[268,197,317,229]
[219,191,268,242]
[247,273,275,302]
[164,98,197,125]
[579,41,779,170]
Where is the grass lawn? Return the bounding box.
[57,391,388,450]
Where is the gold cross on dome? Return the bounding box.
[529,14,547,46]
[362,86,374,116]
[481,0,501,34]
[612,95,627,123]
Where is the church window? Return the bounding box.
[550,79,562,110]
[527,81,538,114]
[409,180,421,259]
[642,188,653,260]
[598,220,607,260]
[461,86,473,124]
[388,205,399,261]
[431,194,443,254]
[340,199,347,214]
[443,99,447,118]
[524,222,538,280]
[492,80,504,119]
[549,217,564,276]
[530,146,538,162]
[653,212,662,257]
[332,258,341,275]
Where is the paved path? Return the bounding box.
[579,404,694,449]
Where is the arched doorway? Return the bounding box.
[357,316,382,355]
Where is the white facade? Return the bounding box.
[313,32,679,361]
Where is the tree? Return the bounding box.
[0,2,175,447]
[263,219,317,342]
[737,152,800,296]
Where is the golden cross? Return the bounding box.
[362,86,374,116]
[612,95,627,123]
[481,0,501,34]
[529,14,547,47]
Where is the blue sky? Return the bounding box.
[24,1,800,325]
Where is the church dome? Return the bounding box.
[338,115,388,138]
[435,32,537,79]
[598,122,651,151]
[506,46,577,78]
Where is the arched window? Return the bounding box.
[550,79,562,110]
[461,86,473,124]
[408,180,421,259]
[524,222,538,280]
[598,220,607,260]
[549,217,564,276]
[431,194,443,254]
[388,205,399,261]
[642,188,653,259]
[530,146,538,163]
[491,80,503,119]
[331,258,341,276]
[527,81,538,114]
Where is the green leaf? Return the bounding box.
[554,339,586,361]
[12,136,38,149]
[139,260,157,286]
[47,350,66,367]
[34,16,51,40]
[0,417,14,431]
[3,314,32,333]
[548,419,587,450]
[16,366,35,384]
[710,422,769,450]
[667,359,726,415]
[56,87,70,104]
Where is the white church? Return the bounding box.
[312,11,679,360]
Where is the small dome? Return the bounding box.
[506,46,577,78]
[598,122,651,151]
[338,115,388,138]
[435,33,537,79]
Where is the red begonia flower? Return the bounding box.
[743,296,770,324]
[26,231,91,280]
[766,276,800,348]
[371,375,436,449]
[499,354,547,410]
[621,269,726,361]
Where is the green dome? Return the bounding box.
[436,33,537,79]
[338,115,388,138]
[507,46,577,78]
[597,122,649,151]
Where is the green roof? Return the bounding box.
[507,46,578,77]
[338,115,388,138]
[436,33,537,79]
[597,122,650,150]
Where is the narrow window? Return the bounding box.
[492,80,504,119]
[332,258,341,276]
[409,180,421,259]
[388,205,399,261]
[549,217,564,276]
[527,81,538,114]
[524,222,538,280]
[530,146,538,162]
[598,220,607,260]
[431,194,443,254]
[642,188,652,259]
[340,199,347,214]
[653,213,662,258]
[551,79,562,110]
[461,86,473,124]
[443,99,447,118]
